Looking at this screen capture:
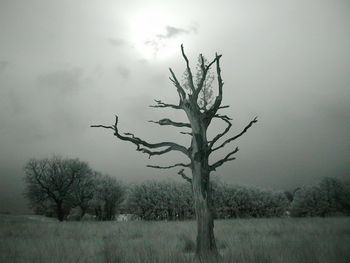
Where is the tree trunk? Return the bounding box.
[56,201,64,222]
[192,162,219,262]
[189,114,219,262]
[79,206,86,220]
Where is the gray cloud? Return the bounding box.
[37,68,83,94]
[156,26,189,39]
[144,24,198,57]
[0,60,9,73]
[117,65,131,79]
[156,24,198,39]
[108,37,126,47]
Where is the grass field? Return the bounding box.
[0,215,349,263]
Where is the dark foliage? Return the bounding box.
[291,177,350,217]
[124,180,290,220]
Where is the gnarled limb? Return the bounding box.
[149,99,181,110]
[178,169,192,183]
[147,163,190,169]
[148,118,191,128]
[211,117,258,152]
[208,114,232,151]
[135,145,176,159]
[91,116,189,158]
[210,147,239,171]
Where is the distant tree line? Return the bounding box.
[24,156,350,221]
[290,177,350,217]
[124,177,350,220]
[124,181,289,220]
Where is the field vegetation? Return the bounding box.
[1,215,349,263]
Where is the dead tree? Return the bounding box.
[91,45,257,262]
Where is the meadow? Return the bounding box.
[0,215,349,263]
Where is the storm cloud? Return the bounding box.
[37,68,83,94]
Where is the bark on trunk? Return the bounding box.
[188,112,220,262]
[192,162,219,262]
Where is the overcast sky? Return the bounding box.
[0,0,349,213]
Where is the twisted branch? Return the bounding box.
[91,116,189,158]
[147,163,190,169]
[148,118,191,128]
[208,114,232,151]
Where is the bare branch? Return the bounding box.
[148,118,191,128]
[91,116,189,158]
[181,44,196,94]
[195,54,218,99]
[178,169,192,184]
[210,147,239,171]
[147,163,191,169]
[211,117,258,152]
[206,53,223,118]
[169,68,186,101]
[180,131,192,136]
[29,162,58,202]
[90,124,114,130]
[208,114,232,151]
[149,99,181,110]
[135,145,174,159]
[218,105,230,109]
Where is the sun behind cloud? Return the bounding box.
[127,7,196,60]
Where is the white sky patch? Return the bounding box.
[127,7,195,60]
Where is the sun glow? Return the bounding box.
[128,8,185,60]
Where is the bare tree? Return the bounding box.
[93,174,125,221]
[70,170,96,219]
[24,156,93,221]
[92,45,257,261]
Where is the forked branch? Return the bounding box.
[210,147,239,171]
[208,114,232,151]
[194,54,218,99]
[211,117,258,152]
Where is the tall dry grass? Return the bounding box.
[0,215,349,263]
